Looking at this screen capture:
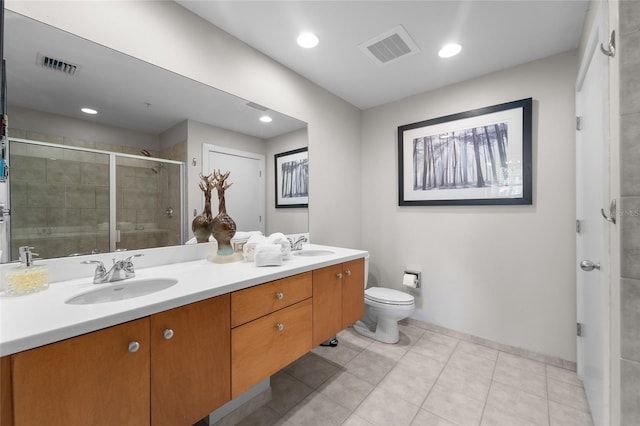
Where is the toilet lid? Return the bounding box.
[365,287,414,305]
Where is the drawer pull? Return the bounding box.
[276,323,284,331]
[163,329,174,340]
[345,270,352,276]
[128,341,140,353]
[336,273,343,279]
[276,292,284,300]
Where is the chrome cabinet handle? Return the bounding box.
[163,329,174,340]
[276,292,284,300]
[345,270,351,276]
[276,323,284,331]
[580,260,601,272]
[128,341,140,353]
[336,273,343,279]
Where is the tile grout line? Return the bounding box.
[477,349,500,426]
[412,338,463,426]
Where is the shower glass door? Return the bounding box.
[9,140,111,259]
[7,138,184,260]
[115,155,183,251]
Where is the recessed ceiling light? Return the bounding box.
[438,43,462,58]
[81,107,98,115]
[297,32,319,49]
[259,115,273,123]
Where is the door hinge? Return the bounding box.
[0,203,10,223]
[576,220,582,234]
[576,116,583,131]
[577,322,584,337]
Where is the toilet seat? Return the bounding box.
[365,287,414,306]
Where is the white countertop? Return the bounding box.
[0,244,367,357]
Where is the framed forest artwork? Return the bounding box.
[397,98,533,206]
[275,147,309,208]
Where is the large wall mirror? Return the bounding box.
[1,9,308,262]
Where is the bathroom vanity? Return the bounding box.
[0,244,366,426]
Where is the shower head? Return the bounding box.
[151,163,164,174]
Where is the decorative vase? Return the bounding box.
[191,214,212,243]
[191,173,214,243]
[212,212,236,255]
[210,170,237,256]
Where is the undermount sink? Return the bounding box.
[293,249,335,257]
[66,278,178,305]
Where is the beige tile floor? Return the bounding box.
[235,323,594,426]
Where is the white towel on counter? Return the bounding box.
[253,244,283,267]
[266,232,292,259]
[242,234,267,261]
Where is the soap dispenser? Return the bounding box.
[3,246,49,296]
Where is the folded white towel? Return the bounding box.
[243,234,268,261]
[266,232,292,259]
[254,244,283,267]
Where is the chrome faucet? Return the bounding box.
[82,254,144,284]
[288,236,308,251]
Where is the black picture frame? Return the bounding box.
[275,147,308,208]
[398,98,533,206]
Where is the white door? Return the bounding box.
[575,11,610,426]
[202,144,265,234]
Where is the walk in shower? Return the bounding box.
[6,138,185,261]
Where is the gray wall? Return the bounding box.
[361,51,578,362]
[265,128,309,235]
[619,0,640,424]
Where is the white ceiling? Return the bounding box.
[4,9,306,138]
[177,0,590,110]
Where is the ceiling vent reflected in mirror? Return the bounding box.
[37,53,79,76]
[359,25,420,66]
[245,101,269,112]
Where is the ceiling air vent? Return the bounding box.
[37,54,79,76]
[245,101,268,112]
[359,25,420,65]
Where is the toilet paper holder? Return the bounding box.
[403,270,421,289]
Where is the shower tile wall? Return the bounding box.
[619,1,640,424]
[160,140,187,247]
[8,128,180,259]
[115,158,169,251]
[9,138,110,259]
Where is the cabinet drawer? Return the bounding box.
[231,298,312,398]
[231,272,312,327]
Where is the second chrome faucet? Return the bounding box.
[82,254,144,284]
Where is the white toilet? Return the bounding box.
[353,254,415,344]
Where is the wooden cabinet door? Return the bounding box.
[342,258,365,329]
[1,356,13,426]
[231,299,312,398]
[312,263,343,346]
[11,318,150,426]
[150,294,230,426]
